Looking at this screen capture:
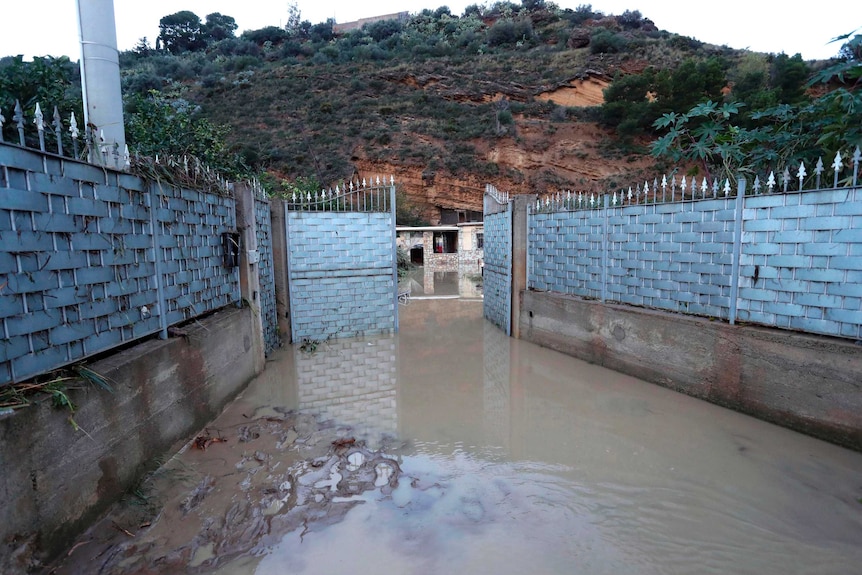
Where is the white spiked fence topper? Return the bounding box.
[533,148,862,213]
[286,175,396,212]
[1,98,129,169]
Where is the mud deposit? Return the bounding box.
[49,300,862,574]
[51,410,403,574]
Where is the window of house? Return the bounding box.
[440,209,458,225]
[476,233,484,249]
[432,231,458,253]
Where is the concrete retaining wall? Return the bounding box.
[0,306,261,567]
[520,290,862,451]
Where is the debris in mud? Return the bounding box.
[298,338,322,354]
[111,522,135,538]
[236,425,260,442]
[193,429,227,450]
[180,476,215,516]
[48,410,404,574]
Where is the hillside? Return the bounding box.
[4,3,852,224]
[194,52,660,221]
[175,6,756,222]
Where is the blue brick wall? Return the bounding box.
[605,199,737,318]
[737,187,862,339]
[526,187,862,340]
[254,196,280,355]
[154,185,238,326]
[0,144,240,385]
[530,209,604,299]
[286,211,396,341]
[483,205,512,335]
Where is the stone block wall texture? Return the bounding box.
[254,196,280,354]
[528,188,862,340]
[0,144,240,385]
[737,188,862,338]
[459,248,484,267]
[294,335,397,436]
[286,211,396,341]
[424,252,460,271]
[483,206,512,335]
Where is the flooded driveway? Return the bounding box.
[53,300,862,574]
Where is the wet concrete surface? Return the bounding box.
[51,300,862,574]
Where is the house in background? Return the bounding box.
[396,223,484,298]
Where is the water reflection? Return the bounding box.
[294,336,398,441]
[401,267,483,299]
[51,300,862,575]
[483,321,511,449]
[279,299,862,574]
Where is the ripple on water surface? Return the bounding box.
[51,300,862,575]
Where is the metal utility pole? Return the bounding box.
[76,0,126,170]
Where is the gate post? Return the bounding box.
[511,194,535,339]
[235,182,266,373]
[270,198,291,343]
[729,177,746,325]
[391,182,399,333]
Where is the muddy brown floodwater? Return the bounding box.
[52,299,862,575]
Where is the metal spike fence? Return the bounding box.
[532,147,862,213]
[286,176,395,212]
[0,97,239,198]
[485,183,510,206]
[0,98,131,169]
[0,101,280,383]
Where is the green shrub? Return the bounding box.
[487,19,535,47]
[241,26,289,45]
[590,28,626,54]
[550,105,568,122]
[364,19,403,42]
[617,10,644,30]
[227,55,262,72]
[210,38,261,57]
[123,71,163,95]
[562,4,603,25]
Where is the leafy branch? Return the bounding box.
[650,100,750,181]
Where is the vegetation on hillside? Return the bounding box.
[1,2,859,205]
[649,31,862,182]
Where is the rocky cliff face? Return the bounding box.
[198,40,664,222]
[354,100,656,223]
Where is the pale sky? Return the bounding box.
[0,1,858,61]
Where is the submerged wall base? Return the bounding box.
[520,290,862,451]
[0,306,262,570]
